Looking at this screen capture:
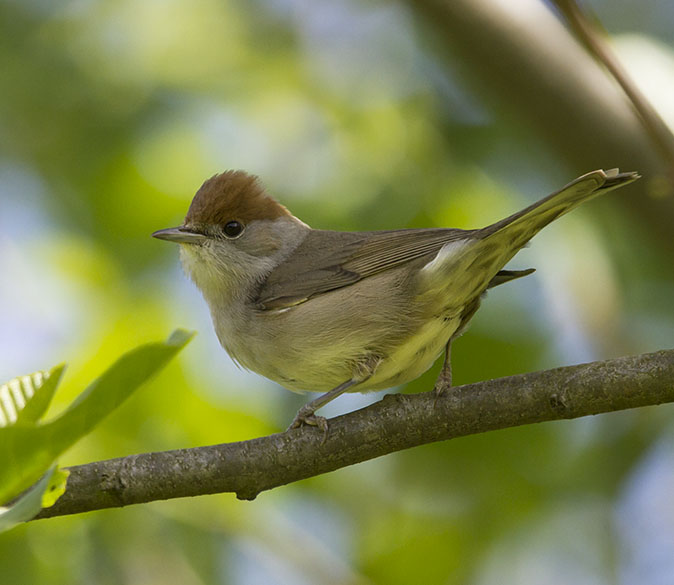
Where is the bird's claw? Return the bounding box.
[287,407,329,442]
[433,367,452,404]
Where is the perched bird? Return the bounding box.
[153,168,639,430]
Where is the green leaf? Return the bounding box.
[0,467,64,532]
[0,365,66,427]
[41,467,69,508]
[0,329,194,505]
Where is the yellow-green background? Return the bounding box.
[1,0,673,583]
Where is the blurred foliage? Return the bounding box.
[0,468,69,533]
[0,330,191,508]
[0,0,673,583]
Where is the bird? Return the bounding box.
[153,168,639,431]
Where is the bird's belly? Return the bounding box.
[363,315,462,391]
[215,300,462,394]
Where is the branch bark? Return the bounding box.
[37,349,674,520]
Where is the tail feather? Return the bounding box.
[418,169,638,312]
[477,169,640,251]
[487,268,536,289]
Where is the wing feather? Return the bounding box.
[255,228,473,310]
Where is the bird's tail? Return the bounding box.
[477,168,640,252]
[418,169,639,310]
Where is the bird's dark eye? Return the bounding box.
[223,220,244,238]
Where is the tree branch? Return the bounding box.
[551,0,674,185]
[36,349,674,520]
[409,0,674,249]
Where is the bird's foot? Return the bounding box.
[434,371,452,396]
[287,405,329,441]
[433,368,452,401]
[435,339,452,399]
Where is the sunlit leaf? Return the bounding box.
[0,365,66,428]
[0,467,60,532]
[0,330,194,505]
[41,467,69,509]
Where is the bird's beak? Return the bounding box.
[152,226,208,244]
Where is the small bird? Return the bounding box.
[153,168,639,431]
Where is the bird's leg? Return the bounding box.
[287,378,359,434]
[434,338,452,396]
[288,356,380,437]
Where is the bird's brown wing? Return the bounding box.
[255,170,639,311]
[254,228,475,310]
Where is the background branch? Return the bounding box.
[551,0,674,186]
[37,349,674,520]
[410,0,674,249]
